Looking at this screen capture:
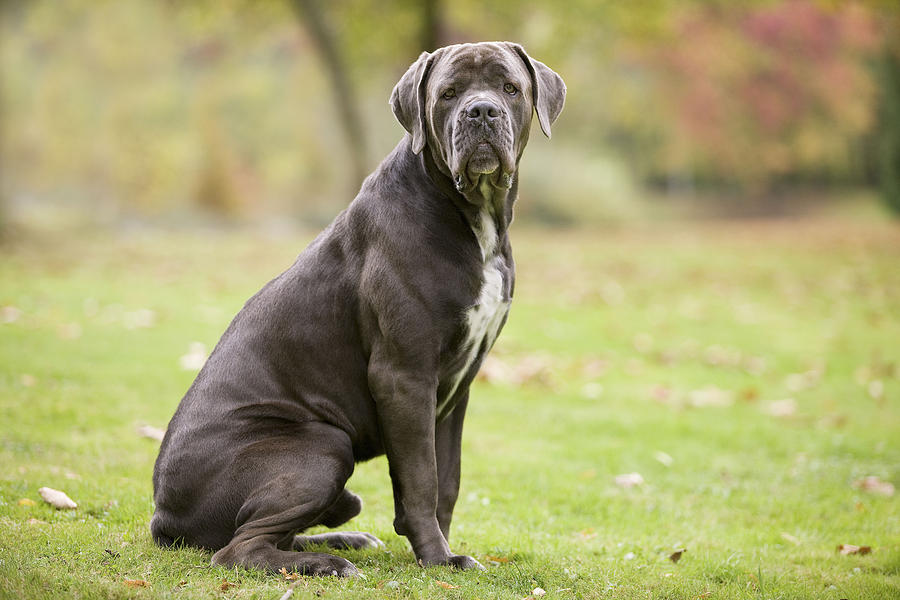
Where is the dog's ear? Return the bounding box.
[509,43,566,139]
[391,51,436,154]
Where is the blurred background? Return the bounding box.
[0,0,899,232]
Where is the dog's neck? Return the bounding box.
[419,141,516,256]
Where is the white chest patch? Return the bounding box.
[437,209,510,415]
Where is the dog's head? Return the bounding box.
[391,42,565,196]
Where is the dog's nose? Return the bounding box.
[466,100,500,123]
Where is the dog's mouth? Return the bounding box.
[467,142,500,176]
[453,142,513,194]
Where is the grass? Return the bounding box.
[1,219,898,599]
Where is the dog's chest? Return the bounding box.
[437,211,510,416]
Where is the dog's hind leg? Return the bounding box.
[210,422,360,576]
[293,489,385,551]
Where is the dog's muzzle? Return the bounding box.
[451,99,515,193]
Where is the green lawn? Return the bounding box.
[1,220,898,599]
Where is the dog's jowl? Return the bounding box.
[151,42,565,576]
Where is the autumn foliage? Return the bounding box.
[636,1,882,188]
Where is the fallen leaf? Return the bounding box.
[687,386,733,407]
[123,580,149,588]
[837,544,871,555]
[703,345,741,367]
[654,451,674,467]
[614,472,644,488]
[532,587,547,597]
[219,578,239,591]
[633,333,653,353]
[58,322,83,340]
[137,425,166,442]
[280,567,300,581]
[123,309,156,329]
[1,305,22,323]
[780,532,801,545]
[484,555,509,563]
[179,342,208,371]
[477,354,554,387]
[867,380,884,400]
[739,386,759,402]
[853,476,895,496]
[581,382,603,399]
[38,487,77,510]
[669,548,685,563]
[435,580,458,589]
[581,358,610,378]
[17,498,36,506]
[765,398,797,417]
[651,385,673,403]
[20,374,37,387]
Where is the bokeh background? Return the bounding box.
[1,0,899,231]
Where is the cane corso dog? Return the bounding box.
[151,41,565,576]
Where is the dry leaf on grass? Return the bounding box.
[614,472,645,488]
[485,555,509,563]
[1,305,22,323]
[219,578,239,591]
[852,476,895,496]
[532,587,547,597]
[837,544,871,555]
[18,498,36,506]
[477,354,553,387]
[38,487,77,510]
[123,580,149,588]
[434,580,458,589]
[687,386,733,408]
[654,451,674,467]
[780,532,801,545]
[137,425,166,441]
[179,342,208,371]
[765,398,797,417]
[279,567,300,581]
[378,580,401,590]
[669,548,686,563]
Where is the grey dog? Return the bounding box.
[151,41,565,576]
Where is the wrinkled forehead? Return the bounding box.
[428,43,531,93]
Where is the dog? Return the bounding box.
[151,41,565,576]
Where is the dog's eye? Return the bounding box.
[503,83,518,95]
[441,88,456,100]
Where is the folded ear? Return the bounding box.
[509,43,566,139]
[390,51,436,154]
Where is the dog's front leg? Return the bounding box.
[369,353,483,570]
[435,392,468,541]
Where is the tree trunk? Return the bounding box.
[288,0,368,192]
[421,0,441,51]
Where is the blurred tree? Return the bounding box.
[288,0,367,189]
[874,11,900,215]
[421,0,442,50]
[635,1,881,193]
